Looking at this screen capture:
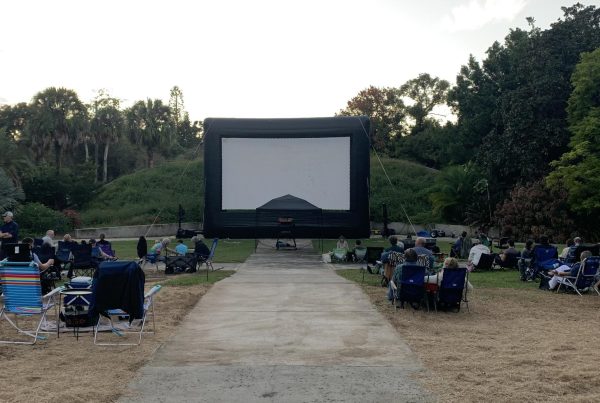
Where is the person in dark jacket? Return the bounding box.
[192,235,210,259]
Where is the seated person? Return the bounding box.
[351,239,367,261]
[63,233,76,243]
[531,235,559,274]
[22,237,56,293]
[98,233,111,247]
[388,248,418,300]
[413,236,434,270]
[192,235,210,260]
[565,236,582,264]
[424,257,474,291]
[336,235,349,250]
[546,250,592,290]
[559,238,574,260]
[380,235,405,279]
[519,239,534,280]
[149,238,175,261]
[467,239,490,271]
[494,239,519,265]
[90,239,116,262]
[42,229,55,247]
[451,231,472,259]
[175,239,188,256]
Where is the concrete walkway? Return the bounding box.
[121,245,431,402]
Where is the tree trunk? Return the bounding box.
[103,142,110,183]
[94,143,99,183]
[148,149,154,168]
[84,140,89,162]
[54,140,61,175]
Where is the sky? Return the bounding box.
[0,0,596,121]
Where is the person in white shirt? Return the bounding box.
[42,229,55,246]
[468,239,491,270]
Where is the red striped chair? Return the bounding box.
[0,261,62,345]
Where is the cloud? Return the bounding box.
[442,0,528,32]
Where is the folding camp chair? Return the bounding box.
[165,253,197,274]
[98,243,116,258]
[331,248,348,263]
[197,238,218,272]
[69,244,95,277]
[529,245,560,280]
[557,256,600,296]
[353,247,367,263]
[91,261,161,346]
[392,264,426,311]
[436,267,469,312]
[0,261,63,345]
[496,253,520,270]
[474,253,494,271]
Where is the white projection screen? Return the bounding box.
[221,137,350,210]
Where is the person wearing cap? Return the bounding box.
[0,211,19,245]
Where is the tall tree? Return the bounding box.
[400,73,450,135]
[547,47,600,212]
[90,89,121,181]
[338,86,405,153]
[92,104,124,182]
[169,86,185,133]
[26,87,88,174]
[0,167,24,212]
[127,99,173,168]
[474,4,600,194]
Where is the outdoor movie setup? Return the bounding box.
[202,117,371,240]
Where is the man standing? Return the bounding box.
[0,211,19,245]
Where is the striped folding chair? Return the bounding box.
[0,261,62,345]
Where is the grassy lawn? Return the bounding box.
[161,270,235,286]
[111,239,256,262]
[336,267,539,290]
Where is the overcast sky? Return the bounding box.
[0,0,596,121]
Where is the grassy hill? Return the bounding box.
[81,156,438,227]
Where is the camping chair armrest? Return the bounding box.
[43,285,65,300]
[389,280,397,291]
[144,285,162,299]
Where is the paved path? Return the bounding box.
[121,246,431,402]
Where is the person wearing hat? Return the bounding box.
[0,211,19,245]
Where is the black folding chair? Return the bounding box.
[69,244,95,277]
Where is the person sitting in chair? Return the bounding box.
[336,235,349,250]
[388,248,418,300]
[546,250,592,290]
[467,239,490,271]
[90,239,116,262]
[192,235,210,260]
[451,231,472,259]
[175,239,188,256]
[42,229,55,247]
[22,237,56,294]
[494,239,519,265]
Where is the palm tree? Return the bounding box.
[91,105,124,182]
[26,87,88,174]
[127,99,173,168]
[0,168,24,212]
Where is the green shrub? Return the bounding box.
[18,202,70,236]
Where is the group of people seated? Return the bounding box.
[330,236,367,262]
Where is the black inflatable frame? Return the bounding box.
[202,117,371,239]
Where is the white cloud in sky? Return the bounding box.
[442,0,528,32]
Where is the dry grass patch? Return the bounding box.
[0,271,232,403]
[359,281,600,402]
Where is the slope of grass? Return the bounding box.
[81,154,438,227]
[81,159,203,226]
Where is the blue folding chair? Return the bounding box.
[437,267,469,312]
[0,261,63,344]
[529,245,560,280]
[392,264,426,311]
[557,256,600,296]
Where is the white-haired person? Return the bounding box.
[149,238,175,261]
[192,235,210,260]
[425,257,473,291]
